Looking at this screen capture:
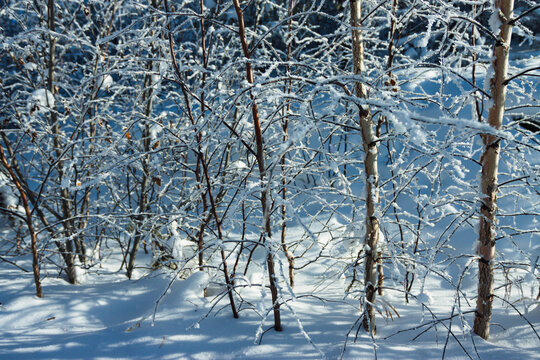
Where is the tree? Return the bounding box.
[231,0,282,332]
[474,0,515,340]
[349,0,381,334]
[1,0,538,354]
[0,145,42,297]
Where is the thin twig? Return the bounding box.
[0,255,30,272]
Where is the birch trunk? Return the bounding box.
[474,0,514,340]
[350,0,380,334]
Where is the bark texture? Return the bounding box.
[474,0,514,341]
[350,0,380,334]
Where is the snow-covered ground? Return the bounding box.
[1,225,538,360]
[1,21,538,360]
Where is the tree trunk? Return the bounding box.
[350,0,381,334]
[280,0,295,289]
[48,0,79,284]
[232,0,282,331]
[200,158,239,319]
[126,57,155,279]
[0,133,77,282]
[474,0,514,341]
[126,0,160,278]
[0,146,42,297]
[196,0,209,271]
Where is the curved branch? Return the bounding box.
[503,66,540,85]
[508,4,540,26]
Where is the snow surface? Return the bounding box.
[0,224,538,360]
[30,89,55,110]
[1,14,538,360]
[98,75,114,91]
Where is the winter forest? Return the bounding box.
[0,0,539,358]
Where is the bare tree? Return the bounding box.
[280,0,296,290]
[126,0,160,280]
[231,0,282,332]
[349,0,381,334]
[474,0,515,340]
[0,146,42,297]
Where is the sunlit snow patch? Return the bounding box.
[30,89,55,110]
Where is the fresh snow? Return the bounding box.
[30,89,55,109]
[0,224,538,360]
[98,75,114,91]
